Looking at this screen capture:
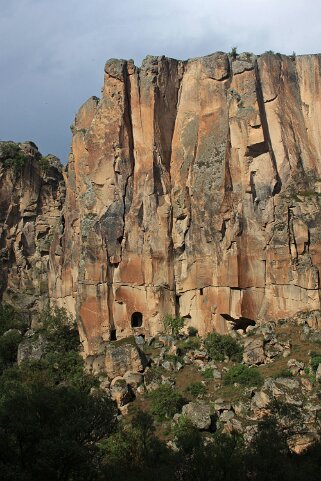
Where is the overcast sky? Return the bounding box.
[0,0,320,162]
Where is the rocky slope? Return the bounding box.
[0,141,65,323]
[48,51,321,355]
[84,317,321,454]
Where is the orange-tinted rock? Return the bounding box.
[50,52,321,355]
[0,142,65,322]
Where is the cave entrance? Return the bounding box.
[110,329,117,341]
[131,311,143,328]
[220,313,256,332]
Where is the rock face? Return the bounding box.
[104,342,148,378]
[48,51,321,355]
[0,142,65,322]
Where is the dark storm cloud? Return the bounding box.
[0,0,320,162]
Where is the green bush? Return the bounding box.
[182,337,201,351]
[163,315,185,337]
[224,364,263,387]
[172,416,202,453]
[185,381,207,397]
[273,369,293,378]
[202,367,214,380]
[12,306,97,393]
[310,352,321,372]
[0,304,28,336]
[0,330,23,373]
[187,326,198,337]
[40,305,80,353]
[204,332,243,362]
[0,142,27,171]
[0,384,116,481]
[149,384,186,420]
[230,46,238,59]
[38,155,51,172]
[163,354,184,366]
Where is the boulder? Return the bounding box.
[251,390,271,410]
[110,377,134,406]
[123,371,144,391]
[288,433,319,454]
[214,398,232,412]
[243,338,265,365]
[144,367,162,392]
[219,410,235,422]
[104,343,148,379]
[182,402,212,430]
[287,358,304,376]
[17,331,48,365]
[162,360,175,371]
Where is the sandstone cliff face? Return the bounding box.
[50,52,321,354]
[0,142,65,322]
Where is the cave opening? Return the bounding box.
[131,311,143,328]
[220,313,256,332]
[175,295,180,317]
[110,329,117,341]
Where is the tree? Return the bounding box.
[0,385,116,481]
[163,315,185,337]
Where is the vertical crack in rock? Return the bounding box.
[254,59,282,196]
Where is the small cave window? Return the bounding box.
[200,288,204,296]
[131,312,143,328]
[110,329,117,341]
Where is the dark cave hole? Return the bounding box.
[131,311,143,328]
[220,313,256,332]
[110,329,117,341]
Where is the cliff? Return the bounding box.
[48,51,321,355]
[0,141,65,322]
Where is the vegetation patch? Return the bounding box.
[187,326,198,337]
[205,332,243,362]
[185,381,207,397]
[202,367,214,380]
[224,364,263,387]
[0,142,28,171]
[149,384,186,420]
[163,314,185,337]
[310,351,321,372]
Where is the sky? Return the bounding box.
[0,0,320,163]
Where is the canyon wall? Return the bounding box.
[49,51,321,354]
[0,142,65,322]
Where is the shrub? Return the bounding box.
[0,330,23,373]
[230,46,238,59]
[273,369,293,378]
[38,155,51,173]
[182,337,200,351]
[0,142,27,171]
[185,381,207,397]
[149,384,186,420]
[40,305,80,353]
[224,364,263,387]
[204,332,243,362]
[163,315,185,338]
[172,416,202,453]
[310,352,321,372]
[163,354,184,366]
[0,304,28,336]
[304,366,315,385]
[187,326,198,337]
[202,368,214,380]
